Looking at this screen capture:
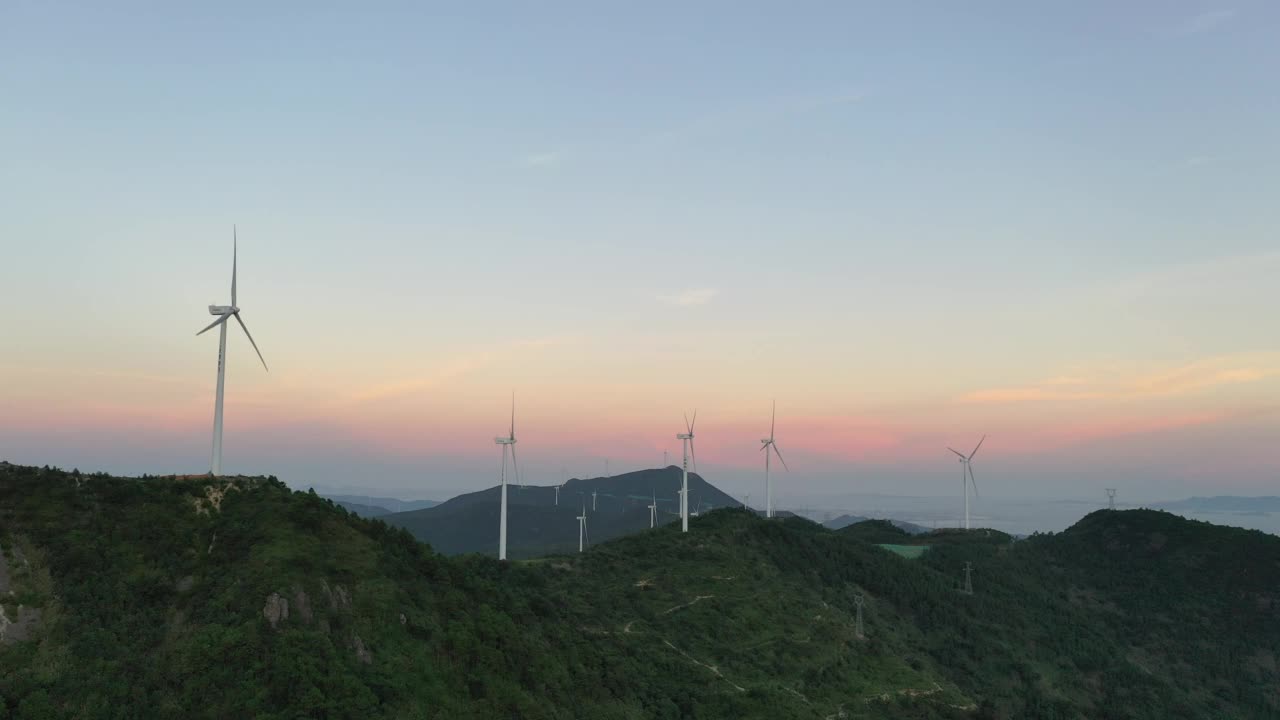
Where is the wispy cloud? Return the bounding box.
[521,151,562,168]
[348,336,572,403]
[957,354,1280,405]
[657,288,718,307]
[1166,9,1237,38]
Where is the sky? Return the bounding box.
[2,1,1278,505]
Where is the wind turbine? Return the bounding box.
[494,394,519,560]
[196,227,268,476]
[592,489,598,511]
[577,503,589,553]
[760,401,789,518]
[690,495,703,517]
[676,411,698,532]
[947,435,984,530]
[648,492,658,528]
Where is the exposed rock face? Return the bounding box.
[351,634,372,664]
[0,605,42,644]
[292,586,313,623]
[321,581,352,611]
[263,593,289,628]
[0,541,43,645]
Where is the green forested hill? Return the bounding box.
[0,462,1277,719]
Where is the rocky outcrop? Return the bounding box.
[0,540,44,645]
[321,581,351,611]
[351,634,372,664]
[263,593,289,628]
[292,586,313,623]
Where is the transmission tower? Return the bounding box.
[962,562,974,596]
[854,593,865,638]
[1105,488,1117,511]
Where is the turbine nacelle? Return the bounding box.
[208,305,238,315]
[494,437,516,445]
[677,432,693,440]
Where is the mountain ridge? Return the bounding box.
[1,461,1277,719]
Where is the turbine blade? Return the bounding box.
[770,400,776,441]
[233,312,269,371]
[231,225,238,307]
[683,412,691,435]
[968,463,980,498]
[196,313,231,336]
[689,439,698,475]
[510,443,521,486]
[772,443,790,471]
[510,390,515,439]
[947,447,966,459]
[691,409,697,433]
[969,434,986,460]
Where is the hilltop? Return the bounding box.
[383,466,742,557]
[1,462,1277,719]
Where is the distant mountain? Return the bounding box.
[319,494,439,515]
[383,466,742,557]
[330,500,393,518]
[824,513,931,535]
[1151,496,1280,514]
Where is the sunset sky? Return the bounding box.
[2,2,1277,503]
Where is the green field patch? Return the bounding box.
[877,543,928,558]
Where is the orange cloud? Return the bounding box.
[957,354,1280,406]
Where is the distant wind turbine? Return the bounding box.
[648,492,658,528]
[494,393,520,560]
[676,411,698,532]
[196,227,268,476]
[577,503,589,553]
[760,401,789,518]
[592,489,598,511]
[947,435,985,530]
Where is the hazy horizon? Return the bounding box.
[4,3,1278,501]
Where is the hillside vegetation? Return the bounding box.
[1,462,1277,719]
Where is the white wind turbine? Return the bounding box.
[947,435,985,530]
[577,503,589,553]
[196,227,268,476]
[760,401,789,518]
[648,492,657,529]
[494,394,520,560]
[676,411,698,532]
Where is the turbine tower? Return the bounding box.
[493,393,519,561]
[577,503,588,553]
[648,492,658,529]
[1106,488,1117,511]
[676,411,698,532]
[947,435,985,530]
[760,401,789,518]
[196,227,268,476]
